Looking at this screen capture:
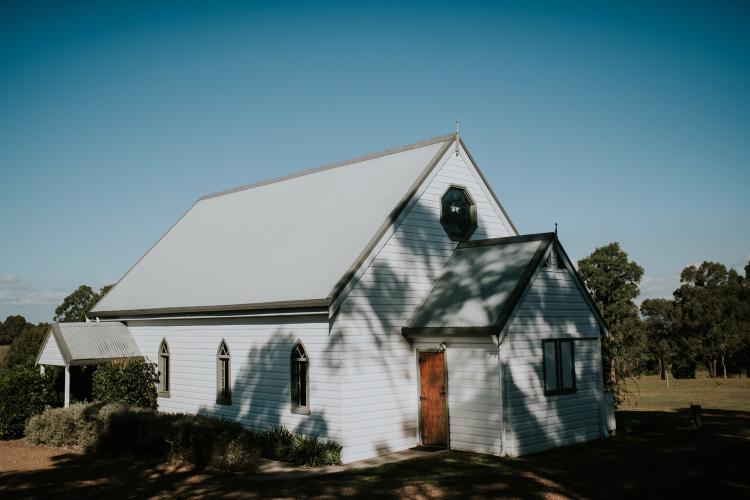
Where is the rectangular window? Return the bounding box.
[543,339,576,395]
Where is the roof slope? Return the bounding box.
[91,134,454,316]
[36,322,141,365]
[404,233,553,333]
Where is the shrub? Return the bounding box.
[25,403,262,471]
[24,402,340,468]
[261,425,296,461]
[260,425,341,466]
[0,366,59,439]
[164,414,258,467]
[94,405,169,456]
[288,435,342,467]
[92,359,158,409]
[25,402,111,448]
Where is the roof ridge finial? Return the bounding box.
[554,222,558,236]
[455,119,460,156]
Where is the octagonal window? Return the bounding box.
[440,186,477,241]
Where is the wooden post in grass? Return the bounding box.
[690,403,702,428]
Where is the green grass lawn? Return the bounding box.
[622,372,750,412]
[0,345,9,366]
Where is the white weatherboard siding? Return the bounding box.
[38,333,65,366]
[127,316,341,442]
[334,150,514,463]
[446,341,502,454]
[503,267,604,456]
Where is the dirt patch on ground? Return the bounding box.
[0,439,82,473]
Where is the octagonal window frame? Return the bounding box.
[440,185,478,242]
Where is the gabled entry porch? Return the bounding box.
[35,322,142,407]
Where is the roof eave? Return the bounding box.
[402,326,501,339]
[88,298,331,319]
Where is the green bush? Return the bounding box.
[25,403,262,471]
[94,405,169,457]
[26,402,119,448]
[92,359,158,409]
[24,402,341,468]
[261,425,341,466]
[0,366,60,439]
[165,415,261,470]
[261,425,296,461]
[288,435,342,467]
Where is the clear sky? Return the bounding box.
[1,0,748,323]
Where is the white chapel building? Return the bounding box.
[37,133,614,463]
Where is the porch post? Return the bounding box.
[64,363,71,408]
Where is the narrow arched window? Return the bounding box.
[291,342,309,414]
[216,340,231,405]
[158,339,170,397]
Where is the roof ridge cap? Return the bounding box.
[198,133,455,201]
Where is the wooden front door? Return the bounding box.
[418,351,448,447]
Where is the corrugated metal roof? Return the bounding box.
[91,134,454,316]
[49,322,141,364]
[405,234,554,330]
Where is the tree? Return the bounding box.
[54,285,111,323]
[640,298,677,384]
[2,323,49,372]
[674,262,743,378]
[578,242,644,400]
[0,315,29,345]
[0,366,60,439]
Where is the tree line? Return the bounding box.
[577,243,750,400]
[0,285,110,372]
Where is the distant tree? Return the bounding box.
[2,323,49,372]
[0,315,29,345]
[54,285,111,323]
[578,243,644,400]
[674,262,743,378]
[640,298,679,384]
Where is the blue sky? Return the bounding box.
[1,0,748,323]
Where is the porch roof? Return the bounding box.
[35,322,142,366]
[402,233,554,337]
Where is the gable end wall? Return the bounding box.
[502,266,605,456]
[38,331,65,366]
[333,148,514,463]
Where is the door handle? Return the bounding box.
[420,395,427,401]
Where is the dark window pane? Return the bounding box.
[560,341,574,389]
[544,341,558,392]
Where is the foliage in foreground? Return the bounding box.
[25,403,342,468]
[0,366,60,439]
[92,359,159,410]
[261,425,342,467]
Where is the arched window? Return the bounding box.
[216,340,231,405]
[291,342,309,414]
[158,339,170,397]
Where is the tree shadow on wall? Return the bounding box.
[195,329,334,441]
